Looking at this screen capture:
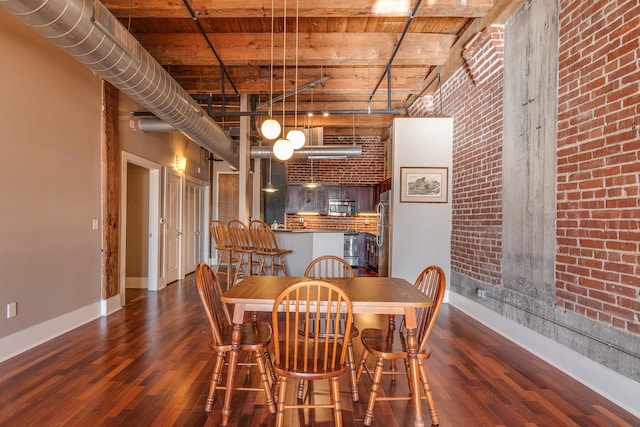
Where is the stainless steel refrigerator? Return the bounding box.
[376,190,391,276]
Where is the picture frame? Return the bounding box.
[400,166,448,203]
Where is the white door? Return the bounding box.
[165,169,183,283]
[185,180,206,274]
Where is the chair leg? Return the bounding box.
[255,349,276,414]
[330,377,343,427]
[205,352,226,412]
[264,350,277,385]
[356,348,369,382]
[363,358,385,426]
[279,255,289,276]
[296,379,306,401]
[346,339,359,401]
[390,358,398,384]
[418,360,439,426]
[275,376,287,427]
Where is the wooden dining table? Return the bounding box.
[221,275,433,427]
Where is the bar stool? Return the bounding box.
[209,220,234,291]
[227,220,255,283]
[249,220,292,276]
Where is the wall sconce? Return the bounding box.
[173,156,187,173]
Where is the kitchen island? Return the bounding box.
[273,230,344,276]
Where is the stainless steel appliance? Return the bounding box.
[343,232,359,266]
[328,199,357,216]
[376,191,391,276]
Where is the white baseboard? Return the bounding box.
[0,302,102,363]
[101,295,122,316]
[448,291,640,418]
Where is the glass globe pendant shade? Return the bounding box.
[286,129,306,149]
[261,118,281,140]
[273,138,294,161]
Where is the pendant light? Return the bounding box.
[262,146,279,193]
[261,0,281,140]
[286,0,305,149]
[302,157,321,188]
[273,0,293,161]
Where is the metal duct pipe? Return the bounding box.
[250,146,361,159]
[1,0,239,168]
[138,118,177,133]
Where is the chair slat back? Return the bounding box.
[228,220,253,251]
[412,265,446,352]
[209,220,231,249]
[248,220,272,253]
[272,279,353,373]
[196,263,232,345]
[304,255,354,279]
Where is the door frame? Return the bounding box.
[120,152,162,306]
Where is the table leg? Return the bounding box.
[221,304,246,426]
[404,308,424,427]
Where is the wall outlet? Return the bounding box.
[476,288,487,299]
[7,302,17,319]
[92,219,99,230]
[299,218,304,223]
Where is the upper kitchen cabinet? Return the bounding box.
[285,185,328,214]
[343,186,374,212]
[286,185,373,214]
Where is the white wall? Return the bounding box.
[390,118,453,285]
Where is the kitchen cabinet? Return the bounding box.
[285,185,328,214]
[344,186,374,212]
[286,184,373,214]
[328,186,374,213]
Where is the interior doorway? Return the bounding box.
[217,172,239,224]
[120,152,161,306]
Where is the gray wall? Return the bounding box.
[0,9,102,337]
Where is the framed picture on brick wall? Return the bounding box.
[400,166,448,203]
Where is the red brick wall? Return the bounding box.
[410,26,505,286]
[284,214,377,233]
[285,136,386,185]
[555,0,640,333]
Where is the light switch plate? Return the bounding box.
[7,302,17,319]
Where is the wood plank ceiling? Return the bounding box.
[102,0,523,141]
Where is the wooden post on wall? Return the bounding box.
[102,82,120,299]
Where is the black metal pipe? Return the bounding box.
[368,0,423,104]
[182,0,239,96]
[206,108,406,118]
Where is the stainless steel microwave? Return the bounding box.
[328,199,356,216]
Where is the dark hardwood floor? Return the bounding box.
[0,272,637,426]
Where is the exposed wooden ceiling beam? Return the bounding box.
[102,0,494,19]
[137,33,457,66]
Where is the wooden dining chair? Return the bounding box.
[271,278,354,427]
[248,219,292,276]
[195,263,276,424]
[209,220,234,290]
[355,265,446,427]
[299,255,360,402]
[227,220,255,283]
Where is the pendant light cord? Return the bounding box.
[294,0,299,129]
[269,0,275,118]
[282,0,287,136]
